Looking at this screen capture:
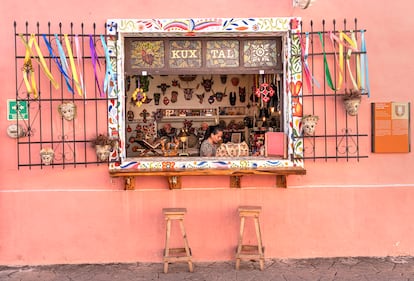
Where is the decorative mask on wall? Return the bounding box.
[213,87,227,102]
[171,80,179,87]
[231,77,239,86]
[196,93,205,104]
[95,144,112,162]
[239,87,246,103]
[229,92,237,106]
[171,91,178,103]
[302,115,319,136]
[183,88,194,100]
[127,110,135,122]
[92,134,115,162]
[40,147,55,165]
[201,76,214,92]
[220,75,227,84]
[154,93,161,105]
[58,102,77,121]
[208,95,215,104]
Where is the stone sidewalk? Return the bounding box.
[0,256,413,281]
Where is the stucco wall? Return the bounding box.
[0,0,413,265]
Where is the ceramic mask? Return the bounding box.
[40,147,55,165]
[58,102,77,121]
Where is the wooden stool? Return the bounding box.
[162,208,193,273]
[235,206,265,270]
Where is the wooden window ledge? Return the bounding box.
[109,167,306,190]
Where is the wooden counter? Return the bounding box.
[109,166,306,190]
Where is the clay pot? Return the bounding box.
[302,115,319,136]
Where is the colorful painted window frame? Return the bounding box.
[105,17,304,171]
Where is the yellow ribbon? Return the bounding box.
[64,34,83,96]
[19,34,59,98]
[340,31,360,90]
[337,32,344,90]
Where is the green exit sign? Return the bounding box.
[7,99,28,121]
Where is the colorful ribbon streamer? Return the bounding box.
[64,34,83,96]
[299,32,320,92]
[74,35,86,98]
[360,30,370,97]
[89,35,104,97]
[19,34,59,98]
[100,34,117,97]
[318,32,335,91]
[55,34,74,94]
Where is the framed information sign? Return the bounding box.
[371,102,411,153]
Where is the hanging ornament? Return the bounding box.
[255,83,274,103]
[163,96,170,105]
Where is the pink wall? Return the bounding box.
[1,0,414,265]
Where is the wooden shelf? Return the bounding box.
[110,166,306,190]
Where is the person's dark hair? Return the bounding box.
[202,125,223,141]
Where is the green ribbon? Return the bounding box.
[318,32,335,91]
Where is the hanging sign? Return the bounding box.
[371,102,411,153]
[7,99,28,121]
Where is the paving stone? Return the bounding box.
[0,256,413,281]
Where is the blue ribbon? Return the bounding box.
[43,35,74,94]
[100,35,116,97]
[53,34,74,94]
[360,30,370,97]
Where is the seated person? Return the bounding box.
[199,125,224,157]
[158,123,177,142]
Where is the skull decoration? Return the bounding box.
[302,115,319,136]
[58,102,77,121]
[201,76,214,92]
[40,147,55,165]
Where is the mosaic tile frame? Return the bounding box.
[105,17,304,171]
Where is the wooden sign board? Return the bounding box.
[371,102,411,153]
